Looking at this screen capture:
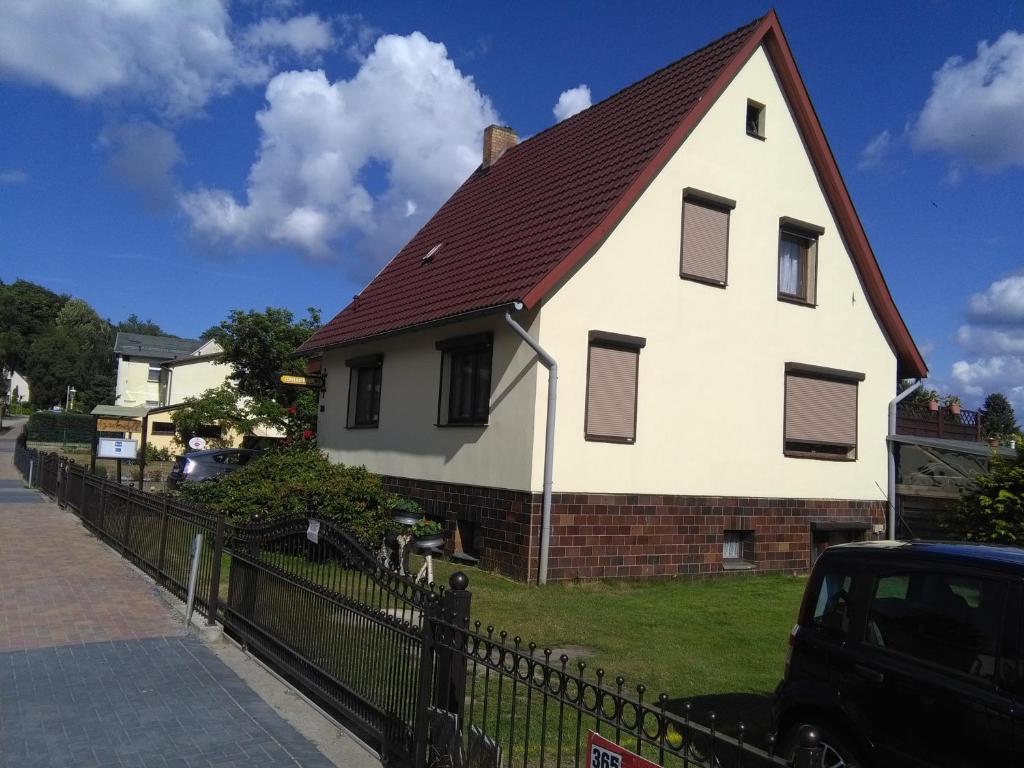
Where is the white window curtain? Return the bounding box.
[779,237,803,296]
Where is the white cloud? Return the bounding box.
[0,170,28,184]
[858,129,892,170]
[242,14,333,57]
[912,30,1024,170]
[0,1,333,118]
[950,274,1024,410]
[181,32,498,262]
[553,85,592,122]
[951,357,1024,411]
[966,274,1024,323]
[99,122,182,210]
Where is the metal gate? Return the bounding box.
[221,517,467,767]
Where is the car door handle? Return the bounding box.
[854,664,884,684]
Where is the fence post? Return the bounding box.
[28,457,34,487]
[156,496,170,585]
[434,572,471,717]
[791,725,824,768]
[412,593,440,768]
[206,513,226,626]
[97,480,106,534]
[976,412,983,442]
[122,485,134,553]
[55,457,63,507]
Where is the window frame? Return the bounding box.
[435,333,493,427]
[777,217,824,306]
[147,363,162,383]
[345,354,383,429]
[746,99,766,140]
[584,330,646,444]
[783,362,864,461]
[151,421,176,436]
[680,187,736,288]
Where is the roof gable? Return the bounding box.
[299,11,925,378]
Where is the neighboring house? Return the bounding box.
[113,332,202,407]
[298,12,928,582]
[145,339,234,450]
[2,369,30,404]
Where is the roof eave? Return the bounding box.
[295,300,521,357]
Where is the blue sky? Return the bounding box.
[1,1,1023,408]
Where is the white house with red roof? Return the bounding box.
[299,12,927,583]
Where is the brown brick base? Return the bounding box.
[382,476,885,583]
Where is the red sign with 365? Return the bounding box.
[586,731,660,768]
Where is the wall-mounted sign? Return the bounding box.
[279,373,324,388]
[96,438,138,460]
[188,437,207,451]
[97,418,142,433]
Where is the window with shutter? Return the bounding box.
[585,332,645,443]
[784,365,862,459]
[681,189,735,286]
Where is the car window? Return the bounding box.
[211,453,226,464]
[213,452,243,465]
[864,571,1005,682]
[810,570,854,638]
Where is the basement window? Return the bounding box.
[746,100,765,139]
[723,530,755,570]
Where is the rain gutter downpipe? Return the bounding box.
[504,302,557,585]
[888,379,923,540]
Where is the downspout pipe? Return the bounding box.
[887,380,922,540]
[504,302,557,585]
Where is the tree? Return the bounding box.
[204,307,321,402]
[0,279,68,374]
[23,327,82,408]
[170,384,260,448]
[117,314,166,336]
[946,452,1024,544]
[981,393,1018,437]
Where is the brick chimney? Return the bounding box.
[482,125,517,168]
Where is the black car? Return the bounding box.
[166,448,261,487]
[774,540,1024,767]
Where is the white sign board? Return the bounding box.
[188,437,207,451]
[96,437,138,460]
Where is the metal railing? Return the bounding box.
[12,447,829,768]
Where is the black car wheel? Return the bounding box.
[782,723,868,768]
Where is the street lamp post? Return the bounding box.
[63,386,77,448]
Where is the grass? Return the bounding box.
[421,557,805,700]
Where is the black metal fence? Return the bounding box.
[13,446,828,768]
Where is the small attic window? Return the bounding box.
[422,243,443,264]
[746,100,765,139]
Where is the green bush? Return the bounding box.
[142,443,172,462]
[25,410,94,442]
[176,444,396,545]
[946,453,1024,544]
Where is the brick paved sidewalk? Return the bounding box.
[0,421,362,768]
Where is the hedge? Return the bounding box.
[25,410,94,443]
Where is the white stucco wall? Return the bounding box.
[5,370,30,403]
[317,314,541,491]
[165,357,231,405]
[115,357,161,406]
[533,45,896,500]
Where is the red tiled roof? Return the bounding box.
[299,11,927,378]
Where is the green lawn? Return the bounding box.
[418,557,805,700]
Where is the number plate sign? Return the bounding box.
[586,732,659,768]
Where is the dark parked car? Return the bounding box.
[775,540,1024,767]
[166,449,261,487]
